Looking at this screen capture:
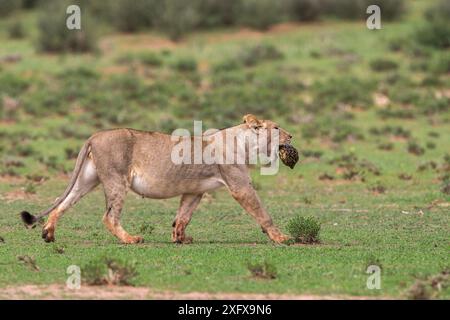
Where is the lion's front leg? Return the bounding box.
[172,194,203,244]
[226,178,290,244]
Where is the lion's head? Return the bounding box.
[242,114,293,146]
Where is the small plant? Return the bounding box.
[138,52,163,67]
[398,173,412,180]
[53,246,65,254]
[17,255,40,271]
[247,260,277,279]
[441,180,450,195]
[286,215,321,244]
[139,223,155,235]
[82,257,138,286]
[407,141,425,156]
[171,57,197,72]
[369,181,386,194]
[8,22,25,39]
[406,269,449,300]
[378,142,394,151]
[24,183,36,195]
[318,173,334,181]
[370,58,399,72]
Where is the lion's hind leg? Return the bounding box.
[43,158,99,242]
[101,176,143,244]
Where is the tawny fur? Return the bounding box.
[21,114,293,244]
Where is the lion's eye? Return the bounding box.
[274,127,279,130]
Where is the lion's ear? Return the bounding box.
[243,114,261,129]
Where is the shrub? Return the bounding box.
[156,0,200,40]
[196,0,241,27]
[236,43,284,67]
[429,53,450,74]
[107,0,158,32]
[313,76,376,110]
[407,141,425,156]
[247,260,277,279]
[0,73,30,97]
[415,0,450,49]
[287,0,321,21]
[0,0,21,17]
[36,1,97,53]
[238,0,282,30]
[370,58,398,72]
[8,22,25,39]
[286,215,320,244]
[406,270,449,300]
[171,57,198,72]
[441,180,450,195]
[137,52,163,67]
[82,257,138,286]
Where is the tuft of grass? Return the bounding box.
[17,255,40,272]
[24,183,36,194]
[407,141,425,156]
[171,57,197,72]
[441,180,450,195]
[286,216,320,244]
[406,269,450,300]
[368,181,386,194]
[7,21,25,39]
[247,260,277,279]
[370,58,398,72]
[139,223,155,235]
[82,257,138,286]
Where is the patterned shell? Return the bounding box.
[278,144,299,169]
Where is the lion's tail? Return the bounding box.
[20,140,91,228]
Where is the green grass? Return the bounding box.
[0,0,449,298]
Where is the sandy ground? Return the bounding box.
[0,284,385,300]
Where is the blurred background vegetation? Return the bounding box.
[0,0,449,190]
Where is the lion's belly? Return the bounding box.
[130,174,225,199]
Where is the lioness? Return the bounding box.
[21,114,293,244]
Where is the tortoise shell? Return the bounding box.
[278,144,299,169]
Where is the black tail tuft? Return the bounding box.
[20,211,37,228]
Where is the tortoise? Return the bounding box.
[278,144,299,169]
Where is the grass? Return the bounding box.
[0,0,449,299]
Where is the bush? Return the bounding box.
[108,0,158,32]
[156,0,200,40]
[247,260,277,279]
[0,73,30,97]
[236,43,284,67]
[82,257,138,286]
[171,57,198,72]
[196,0,241,27]
[429,53,450,74]
[0,0,21,17]
[238,0,282,30]
[313,77,376,110]
[370,58,398,72]
[36,1,97,53]
[415,0,450,49]
[288,0,321,21]
[137,52,163,67]
[8,22,25,39]
[286,215,320,243]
